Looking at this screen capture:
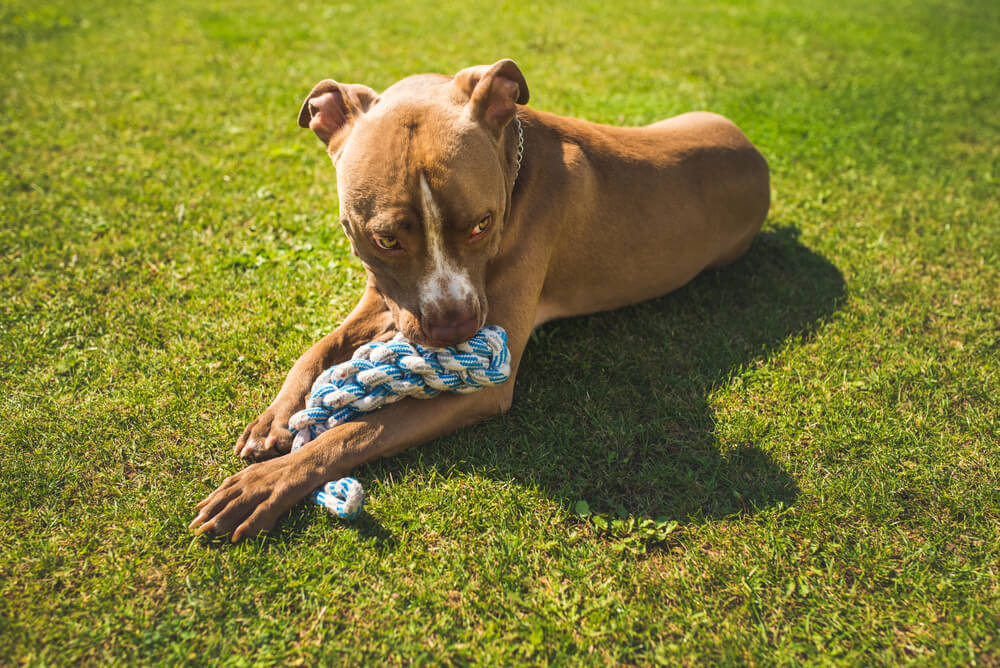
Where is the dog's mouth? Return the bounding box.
[388,297,487,349]
[416,316,483,349]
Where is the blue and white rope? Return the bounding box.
[288,325,511,519]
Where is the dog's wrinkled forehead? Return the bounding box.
[340,80,448,167]
[336,78,500,217]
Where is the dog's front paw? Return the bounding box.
[189,456,322,542]
[234,405,295,462]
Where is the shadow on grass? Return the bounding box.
[242,224,843,547]
[196,504,400,552]
[374,225,846,525]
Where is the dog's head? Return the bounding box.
[298,59,529,348]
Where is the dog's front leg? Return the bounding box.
[192,306,533,542]
[234,284,393,461]
[192,384,515,541]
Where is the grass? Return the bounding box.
[2,0,998,663]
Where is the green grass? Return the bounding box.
[2,0,999,663]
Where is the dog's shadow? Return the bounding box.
[361,225,845,528]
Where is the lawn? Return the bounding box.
[2,0,998,663]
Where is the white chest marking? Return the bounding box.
[419,175,474,309]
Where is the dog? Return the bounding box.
[190,59,769,541]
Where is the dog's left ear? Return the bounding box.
[453,59,529,136]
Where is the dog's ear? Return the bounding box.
[297,80,378,155]
[453,59,529,136]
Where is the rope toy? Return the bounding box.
[288,325,512,519]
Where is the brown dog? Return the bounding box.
[190,59,769,541]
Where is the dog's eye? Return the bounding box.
[373,234,400,251]
[471,214,492,238]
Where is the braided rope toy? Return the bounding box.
[287,325,512,519]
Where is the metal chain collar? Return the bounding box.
[512,113,525,185]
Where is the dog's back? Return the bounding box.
[524,108,769,321]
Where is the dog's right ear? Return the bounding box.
[297,80,378,155]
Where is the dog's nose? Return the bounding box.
[425,314,479,346]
